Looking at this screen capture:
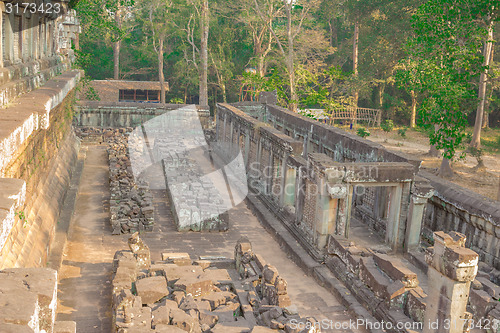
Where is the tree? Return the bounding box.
[470,18,497,148]
[218,0,279,78]
[139,0,177,103]
[199,0,209,106]
[406,0,486,177]
[75,0,135,79]
[113,1,122,79]
[253,0,321,112]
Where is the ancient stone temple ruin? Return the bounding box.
[111,234,316,332]
[0,1,500,331]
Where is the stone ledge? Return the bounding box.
[0,69,81,176]
[0,178,26,252]
[0,267,58,333]
[420,170,500,227]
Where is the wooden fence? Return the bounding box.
[326,107,381,127]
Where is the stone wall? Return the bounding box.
[421,171,500,270]
[216,103,417,253]
[0,2,78,107]
[75,102,210,129]
[0,70,81,269]
[220,102,500,272]
[237,103,420,168]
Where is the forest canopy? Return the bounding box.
[74,0,499,130]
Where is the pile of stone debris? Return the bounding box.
[111,233,321,332]
[75,127,155,234]
[107,132,154,234]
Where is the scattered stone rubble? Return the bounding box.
[75,127,155,234]
[111,233,320,332]
[326,232,500,332]
[0,268,76,333]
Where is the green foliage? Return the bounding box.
[357,127,371,138]
[170,97,184,104]
[73,0,500,125]
[381,119,394,133]
[401,0,491,160]
[298,110,318,120]
[15,211,28,228]
[398,127,407,138]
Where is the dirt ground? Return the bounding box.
[353,127,500,201]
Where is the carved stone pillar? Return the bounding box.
[423,231,478,333]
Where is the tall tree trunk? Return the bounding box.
[428,124,440,157]
[352,20,359,124]
[470,21,494,149]
[482,44,494,129]
[221,83,227,103]
[113,4,121,80]
[113,41,120,79]
[439,157,453,178]
[497,176,500,201]
[158,38,165,104]
[286,4,297,112]
[377,84,384,108]
[199,0,209,106]
[353,20,359,106]
[257,54,265,77]
[329,19,338,47]
[410,90,417,128]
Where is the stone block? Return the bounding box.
[54,321,77,333]
[128,232,151,269]
[199,310,219,328]
[170,309,200,332]
[277,294,292,308]
[135,276,169,304]
[470,289,497,319]
[213,302,241,322]
[253,254,267,271]
[201,268,231,285]
[0,323,34,333]
[477,276,500,300]
[274,276,287,295]
[153,325,186,332]
[161,253,192,266]
[115,306,152,331]
[175,274,214,298]
[262,265,279,284]
[0,268,57,333]
[0,289,39,331]
[405,287,427,323]
[326,235,362,273]
[202,291,237,310]
[372,253,419,288]
[152,305,172,327]
[359,256,391,300]
[153,264,203,286]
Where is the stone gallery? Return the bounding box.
[0,0,499,332]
